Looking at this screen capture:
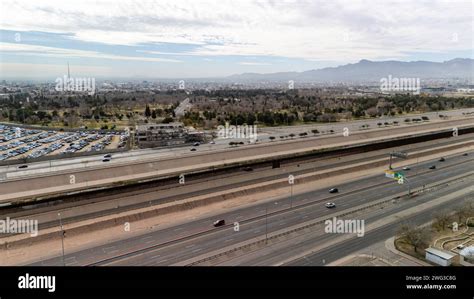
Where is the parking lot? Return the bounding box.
[0,125,128,161]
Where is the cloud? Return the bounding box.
[0,0,471,63]
[0,42,182,62]
[239,62,271,66]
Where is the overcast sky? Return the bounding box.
[0,0,472,79]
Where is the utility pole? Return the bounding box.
[58,212,66,266]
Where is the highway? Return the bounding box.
[2,116,474,204]
[28,148,474,266]
[3,132,474,236]
[3,108,472,177]
[283,194,470,266]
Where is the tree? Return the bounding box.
[397,224,430,253]
[432,212,450,231]
[145,105,151,118]
[151,109,157,119]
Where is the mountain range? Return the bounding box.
[226,58,473,83]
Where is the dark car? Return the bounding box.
[190,148,197,152]
[213,219,225,227]
[18,165,28,169]
[439,157,445,162]
[429,165,436,169]
[242,166,253,172]
[329,188,339,193]
[102,158,111,162]
[463,153,469,156]
[103,154,112,158]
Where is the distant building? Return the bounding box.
[134,122,205,148]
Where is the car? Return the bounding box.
[429,165,436,169]
[463,153,469,156]
[325,202,336,208]
[213,219,225,227]
[402,166,411,171]
[209,141,215,144]
[193,142,200,146]
[457,244,465,250]
[103,154,112,158]
[439,157,445,162]
[102,158,111,162]
[329,188,339,193]
[18,165,28,169]
[190,148,197,152]
[242,166,253,172]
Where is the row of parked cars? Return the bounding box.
[0,125,128,161]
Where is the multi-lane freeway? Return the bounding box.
[28,147,474,266]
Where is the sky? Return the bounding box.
[0,0,472,79]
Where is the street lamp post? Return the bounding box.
[58,212,66,266]
[290,183,293,208]
[265,206,268,244]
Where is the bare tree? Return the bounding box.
[432,212,450,231]
[397,224,431,253]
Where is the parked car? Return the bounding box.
[190,148,197,152]
[329,188,339,193]
[439,157,445,162]
[18,164,28,169]
[429,165,436,169]
[103,154,112,159]
[102,158,111,162]
[402,166,411,171]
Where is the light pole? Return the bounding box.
[290,183,294,208]
[58,212,66,266]
[265,206,268,244]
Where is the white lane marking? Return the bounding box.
[186,244,195,248]
[192,248,202,253]
[224,238,234,243]
[151,255,161,260]
[174,227,184,231]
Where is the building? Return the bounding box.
[134,122,206,148]
[425,247,456,266]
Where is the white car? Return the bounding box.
[402,166,410,171]
[325,202,336,208]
